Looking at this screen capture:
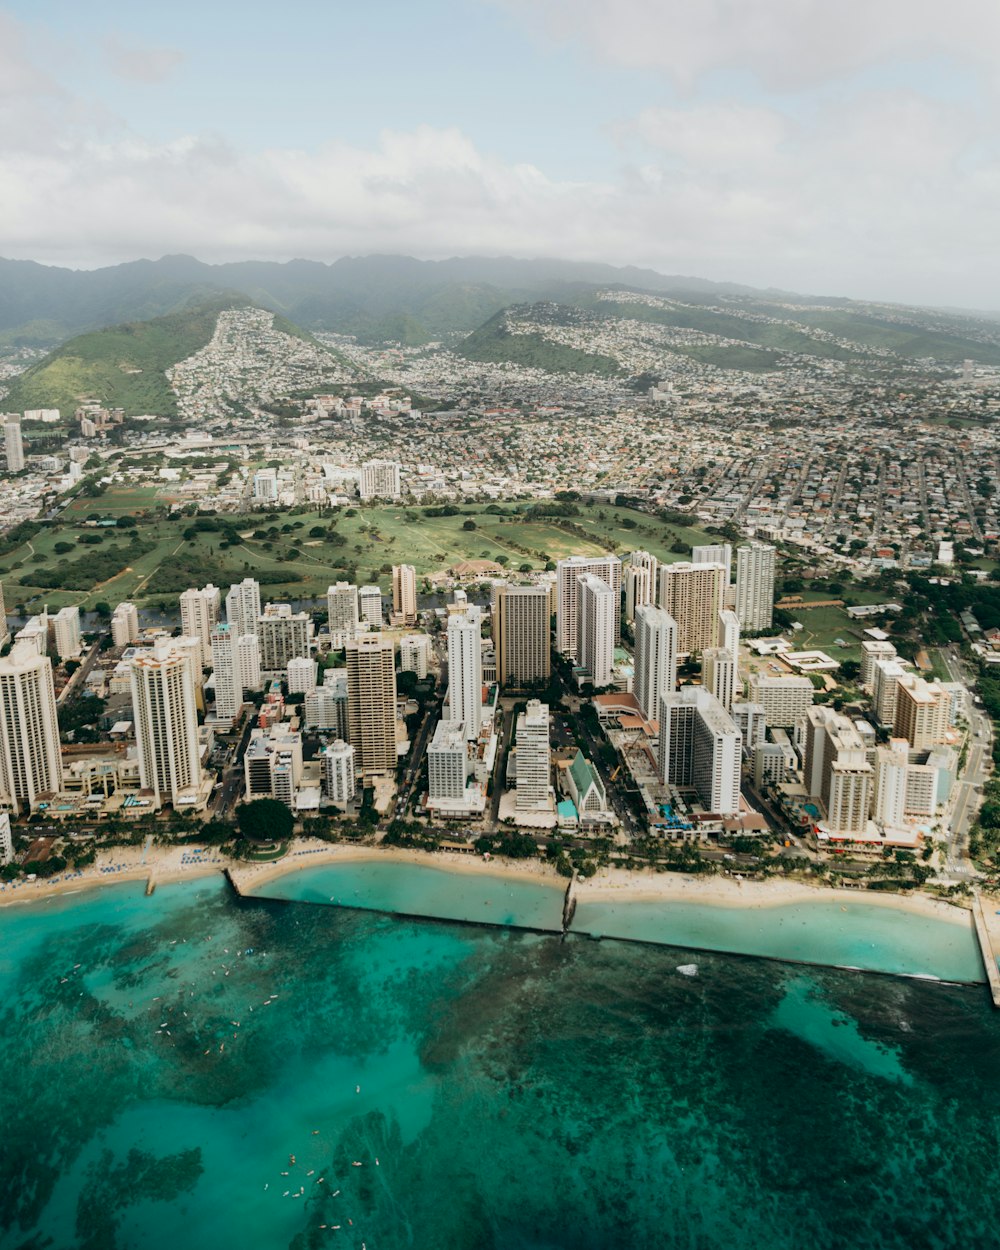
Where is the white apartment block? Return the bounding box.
[633,604,678,723]
[577,574,616,689]
[258,604,312,672]
[52,605,82,659]
[428,720,471,801]
[556,555,621,658]
[703,647,737,713]
[111,602,139,648]
[734,543,776,632]
[0,643,63,814]
[360,459,401,500]
[515,700,552,811]
[359,585,383,627]
[287,656,318,695]
[732,702,767,753]
[399,633,431,679]
[226,578,262,638]
[244,725,303,806]
[447,606,483,741]
[860,640,897,690]
[179,584,221,668]
[253,468,279,502]
[327,582,360,635]
[305,669,349,734]
[745,673,814,730]
[624,551,658,621]
[322,740,356,804]
[130,641,203,808]
[0,812,12,865]
[658,685,742,816]
[692,543,732,584]
[210,624,243,723]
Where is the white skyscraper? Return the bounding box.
[210,624,243,722]
[237,633,262,691]
[180,584,221,668]
[253,469,279,502]
[392,564,417,624]
[359,459,402,500]
[0,582,9,649]
[556,555,621,658]
[4,421,24,472]
[515,700,551,811]
[624,551,658,621]
[0,643,63,814]
[702,647,737,712]
[735,543,776,632]
[52,605,82,660]
[427,719,472,802]
[447,605,483,741]
[327,582,360,635]
[577,573,616,689]
[0,812,12,865]
[633,604,678,723]
[692,543,733,584]
[658,686,742,816]
[359,585,383,627]
[130,641,203,807]
[322,740,356,804]
[226,578,261,638]
[111,602,139,647]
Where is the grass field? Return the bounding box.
[782,587,902,662]
[0,495,716,613]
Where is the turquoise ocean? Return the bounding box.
[3,863,1000,1249]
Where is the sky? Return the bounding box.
[1,0,998,306]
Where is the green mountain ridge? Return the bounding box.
[1,295,323,419]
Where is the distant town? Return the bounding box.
[1,303,1000,894]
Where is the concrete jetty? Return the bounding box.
[971,891,1000,1007]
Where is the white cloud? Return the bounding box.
[496,0,1000,91]
[0,7,998,306]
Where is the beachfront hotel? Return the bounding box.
[129,641,204,808]
[658,686,742,817]
[0,641,63,814]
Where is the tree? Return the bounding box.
[462,519,476,531]
[237,799,293,844]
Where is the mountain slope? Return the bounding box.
[3,295,253,417]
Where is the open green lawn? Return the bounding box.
[63,486,168,516]
[0,494,716,611]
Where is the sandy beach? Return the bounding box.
[230,841,566,895]
[575,866,979,928]
[1,838,988,942]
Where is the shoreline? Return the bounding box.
[0,838,987,940]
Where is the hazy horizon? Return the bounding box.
[1,0,998,307]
